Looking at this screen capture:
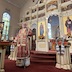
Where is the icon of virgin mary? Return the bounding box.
[40,23,44,36]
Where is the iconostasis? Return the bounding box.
[19,0,72,52]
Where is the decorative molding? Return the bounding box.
[5,0,27,8]
[5,0,20,8]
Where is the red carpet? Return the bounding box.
[4,59,72,72]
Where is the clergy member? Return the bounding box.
[14,23,32,67]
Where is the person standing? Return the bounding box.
[14,23,32,67]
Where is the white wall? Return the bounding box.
[0,0,20,38]
[20,1,36,18]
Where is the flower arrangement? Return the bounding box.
[57,38,71,46]
[39,35,45,39]
[67,33,72,38]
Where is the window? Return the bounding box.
[48,23,52,39]
[1,12,10,40]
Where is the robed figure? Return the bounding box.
[55,26,60,39]
[40,23,44,36]
[65,17,72,34]
[14,23,32,67]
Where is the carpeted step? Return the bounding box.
[30,54,56,59]
[30,51,56,65]
[30,50,56,55]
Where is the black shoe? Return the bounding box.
[24,66,26,68]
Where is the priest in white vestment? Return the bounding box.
[56,38,72,70]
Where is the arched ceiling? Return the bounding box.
[5,0,27,8]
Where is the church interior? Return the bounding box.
[0,0,72,72]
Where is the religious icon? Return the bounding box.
[40,23,44,36]
[65,17,72,34]
[63,16,72,36]
[38,21,46,40]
